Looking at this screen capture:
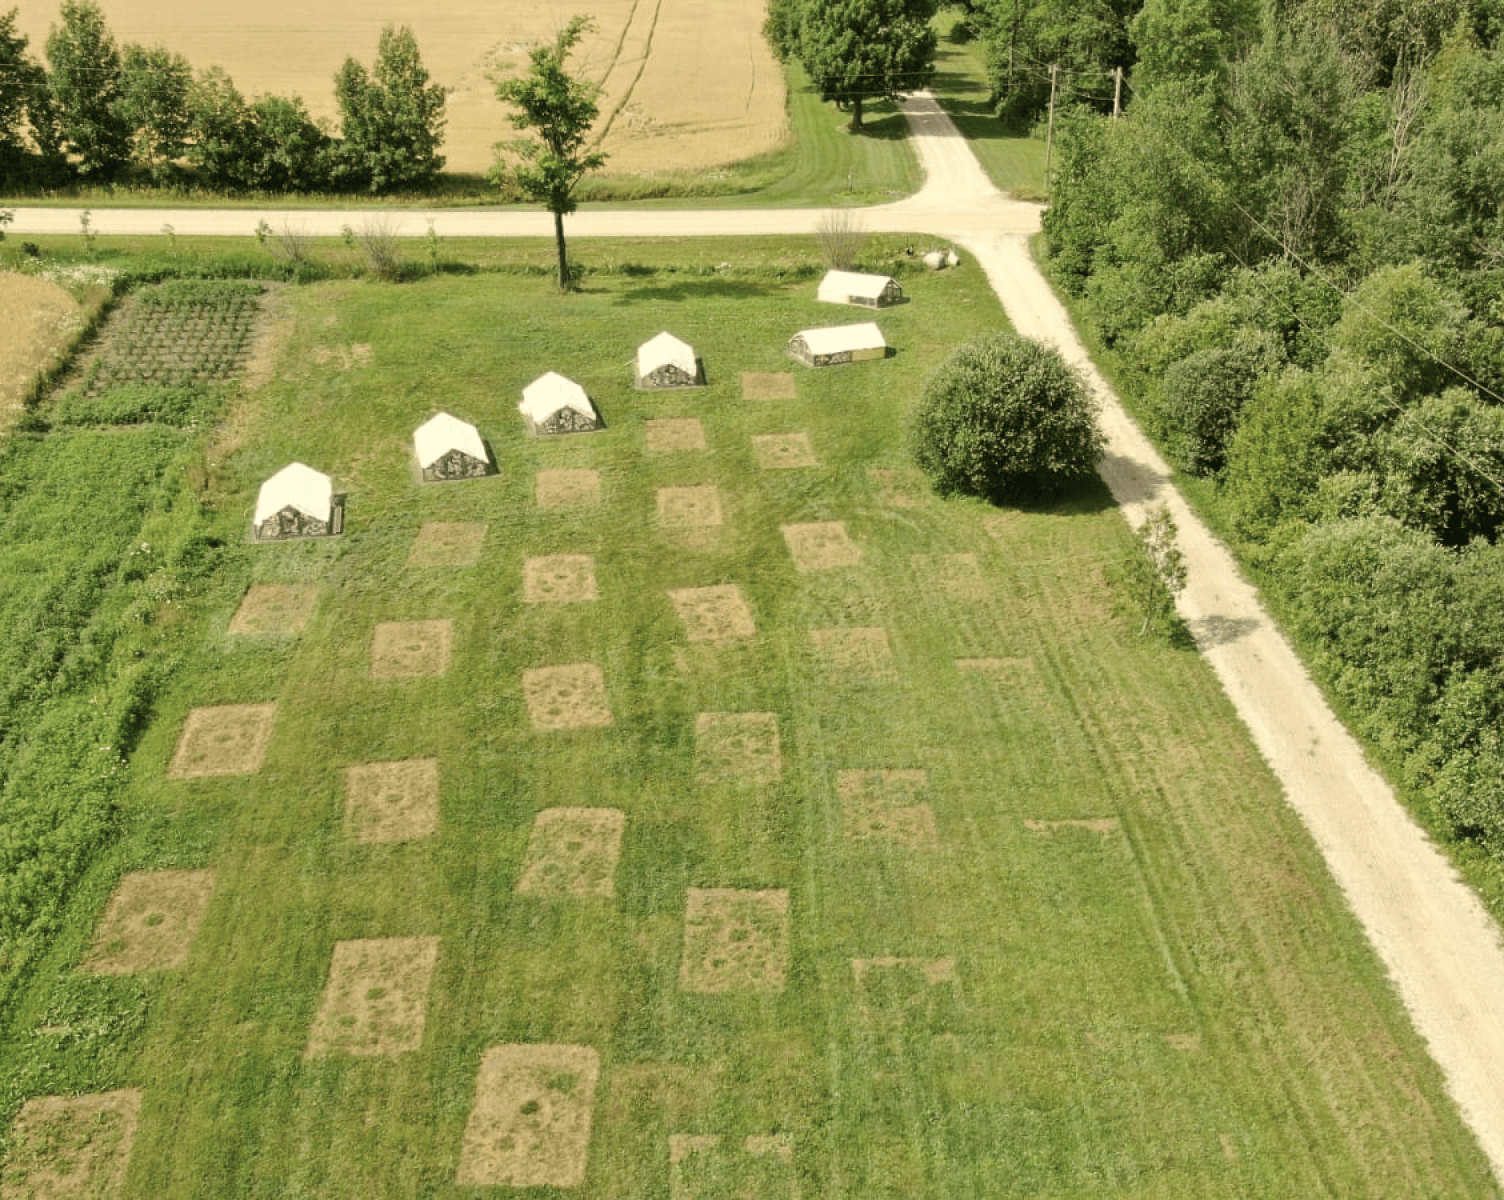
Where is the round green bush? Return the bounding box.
[907,333,1104,503]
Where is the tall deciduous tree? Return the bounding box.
[799,0,937,130]
[119,43,192,181]
[491,15,606,290]
[46,0,131,179]
[334,25,446,193]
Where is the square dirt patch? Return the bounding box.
[84,869,215,975]
[371,619,452,678]
[679,888,790,993]
[839,769,937,847]
[695,712,781,784]
[851,956,958,986]
[741,371,795,400]
[912,553,988,601]
[457,1044,601,1188]
[168,703,276,778]
[669,585,756,642]
[1,1089,142,1200]
[868,467,927,508]
[782,522,862,571]
[228,583,319,634]
[536,468,601,509]
[524,555,599,604]
[808,627,896,682]
[344,759,440,843]
[645,418,707,451]
[407,521,486,568]
[657,486,723,529]
[752,433,817,469]
[516,807,626,898]
[669,1133,796,1199]
[305,935,440,1058]
[523,664,614,730]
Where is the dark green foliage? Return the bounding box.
[967,0,1138,125]
[908,332,1104,502]
[45,0,131,180]
[185,71,331,193]
[1329,263,1469,402]
[1224,367,1333,543]
[797,0,938,130]
[0,8,53,184]
[1160,342,1267,475]
[1129,0,1259,96]
[118,43,192,181]
[332,25,446,193]
[764,0,807,61]
[1376,389,1504,546]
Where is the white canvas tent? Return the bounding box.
[519,372,602,435]
[788,322,887,367]
[253,462,339,540]
[414,412,491,480]
[817,270,904,308]
[636,331,702,388]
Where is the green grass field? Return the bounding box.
[0,242,1495,1195]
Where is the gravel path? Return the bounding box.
[11,93,1504,1179]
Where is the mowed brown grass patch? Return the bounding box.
[536,468,601,509]
[370,619,452,678]
[456,1044,601,1188]
[808,626,896,682]
[523,555,599,604]
[228,582,319,634]
[669,585,756,641]
[741,372,796,400]
[912,552,989,601]
[695,712,781,784]
[679,888,790,993]
[752,433,817,469]
[1024,817,1120,835]
[669,1133,797,1199]
[523,664,614,730]
[782,521,862,571]
[838,769,938,847]
[305,936,440,1058]
[868,467,927,508]
[84,869,215,975]
[645,418,707,451]
[407,521,487,567]
[1,1089,142,1200]
[168,703,277,778]
[656,486,723,529]
[343,759,440,844]
[516,807,626,898]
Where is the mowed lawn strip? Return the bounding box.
[6,251,1493,1196]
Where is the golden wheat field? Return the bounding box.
[13,0,788,175]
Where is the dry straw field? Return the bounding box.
[13,0,788,175]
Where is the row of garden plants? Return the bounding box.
[0,273,266,1020]
[1040,3,1504,905]
[0,3,445,193]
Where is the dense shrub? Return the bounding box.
[1160,341,1271,476]
[50,385,213,428]
[907,333,1104,503]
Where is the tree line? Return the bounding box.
[1039,0,1504,870]
[0,0,445,193]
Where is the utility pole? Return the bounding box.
[1044,64,1058,182]
[1113,66,1122,119]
